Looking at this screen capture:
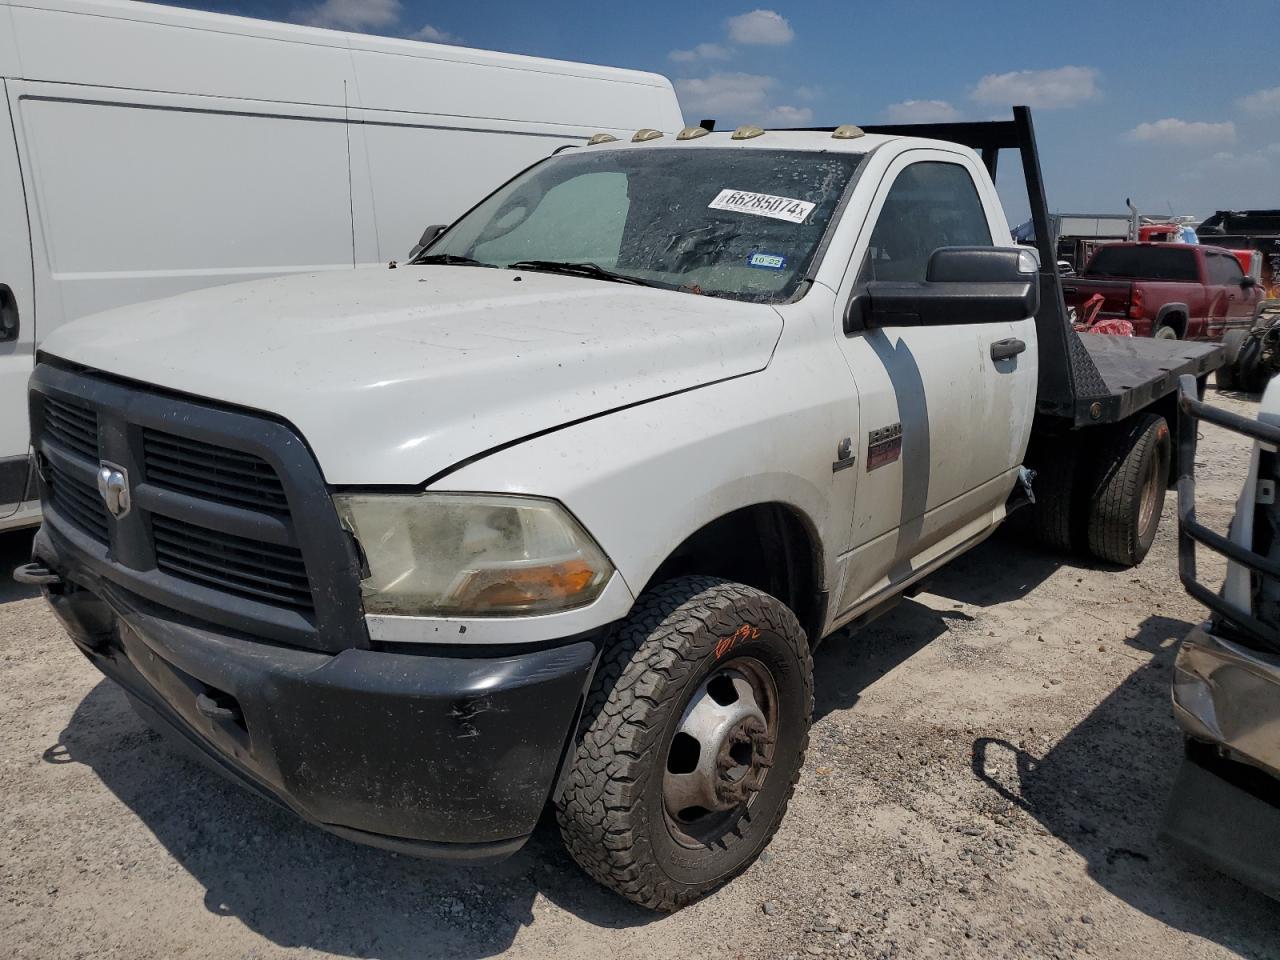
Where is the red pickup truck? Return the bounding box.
[1062,242,1261,340]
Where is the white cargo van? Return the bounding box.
[0,0,683,529]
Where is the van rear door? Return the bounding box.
[0,81,36,519]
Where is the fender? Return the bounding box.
[436,352,852,620]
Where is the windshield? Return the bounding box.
[1083,245,1199,282]
[423,147,865,303]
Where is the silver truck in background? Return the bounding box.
[1166,375,1280,897]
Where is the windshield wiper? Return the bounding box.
[412,253,485,267]
[507,260,652,287]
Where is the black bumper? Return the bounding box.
[34,526,601,860]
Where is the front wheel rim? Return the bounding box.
[662,657,778,847]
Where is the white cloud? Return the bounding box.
[726,9,794,45]
[885,99,961,123]
[1238,86,1280,115]
[668,43,731,63]
[1126,118,1236,146]
[762,104,813,126]
[409,23,460,44]
[293,0,400,30]
[970,66,1099,109]
[675,72,776,117]
[674,73,808,126]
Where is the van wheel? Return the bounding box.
[1155,325,1178,340]
[1085,413,1171,566]
[557,577,813,911]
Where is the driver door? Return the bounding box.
[831,150,1036,613]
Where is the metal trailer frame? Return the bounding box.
[797,107,1223,429]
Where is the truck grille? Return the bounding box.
[143,428,289,514]
[42,395,99,460]
[29,362,366,652]
[46,460,110,544]
[152,514,313,610]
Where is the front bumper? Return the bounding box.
[1165,622,1280,898]
[1172,623,1280,778]
[33,525,601,859]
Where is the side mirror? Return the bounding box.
[862,247,1040,328]
[1241,275,1257,289]
[408,224,447,261]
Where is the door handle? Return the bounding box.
[1062,285,1078,295]
[990,338,1026,362]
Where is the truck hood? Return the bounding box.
[40,267,783,484]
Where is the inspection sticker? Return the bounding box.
[708,189,815,224]
[747,251,787,270]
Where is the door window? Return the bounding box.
[860,161,993,284]
[1207,251,1244,286]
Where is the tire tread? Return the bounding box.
[556,577,813,911]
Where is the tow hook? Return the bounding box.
[12,562,63,587]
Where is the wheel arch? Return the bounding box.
[1155,303,1189,337]
[639,502,827,644]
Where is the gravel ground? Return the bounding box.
[3,386,1279,960]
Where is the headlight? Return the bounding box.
[333,493,613,617]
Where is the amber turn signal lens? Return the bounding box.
[454,560,600,612]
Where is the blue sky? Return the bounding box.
[165,0,1280,222]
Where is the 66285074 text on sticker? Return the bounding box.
[708,189,816,224]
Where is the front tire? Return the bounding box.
[557,577,813,911]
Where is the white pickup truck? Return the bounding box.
[16,109,1221,910]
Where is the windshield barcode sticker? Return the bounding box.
[708,189,816,224]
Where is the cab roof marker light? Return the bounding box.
[632,128,664,142]
[676,125,710,141]
[732,125,765,140]
[832,124,865,140]
[587,133,618,145]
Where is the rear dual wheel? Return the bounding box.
[557,577,812,911]
[1085,413,1170,566]
[1015,414,1170,567]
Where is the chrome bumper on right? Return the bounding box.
[1173,623,1280,779]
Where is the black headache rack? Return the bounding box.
[794,106,1223,428]
[1175,375,1280,650]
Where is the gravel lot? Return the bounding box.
[3,386,1278,960]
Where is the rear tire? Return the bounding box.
[1155,325,1178,340]
[1236,337,1269,393]
[1085,413,1171,566]
[557,577,813,911]
[1219,328,1250,390]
